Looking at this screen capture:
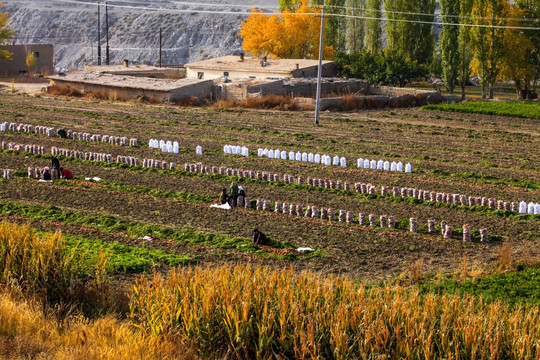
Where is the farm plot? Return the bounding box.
[0,93,538,280]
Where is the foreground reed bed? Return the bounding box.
[0,222,112,315]
[0,222,80,304]
[0,291,193,359]
[130,265,540,359]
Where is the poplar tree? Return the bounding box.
[456,0,474,99]
[439,0,460,93]
[364,0,382,53]
[470,0,508,98]
[384,0,436,64]
[324,0,347,52]
[346,0,365,52]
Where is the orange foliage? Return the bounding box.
[238,0,335,60]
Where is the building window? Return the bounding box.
[223,71,229,77]
[34,52,40,58]
[197,72,204,79]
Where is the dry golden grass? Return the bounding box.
[499,242,514,272]
[48,84,83,97]
[214,95,298,111]
[0,291,196,360]
[130,264,540,359]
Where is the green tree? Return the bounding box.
[500,5,537,98]
[364,0,382,53]
[457,0,474,100]
[279,0,298,12]
[516,0,540,95]
[470,0,508,99]
[439,0,461,94]
[0,3,15,60]
[384,0,436,64]
[334,50,427,86]
[346,0,365,52]
[325,0,347,52]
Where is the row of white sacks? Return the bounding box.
[50,146,180,171]
[254,147,413,172]
[358,158,411,172]
[1,142,46,154]
[51,147,114,162]
[1,122,55,136]
[220,195,488,241]
[224,145,249,157]
[27,167,58,180]
[149,139,203,155]
[0,169,14,179]
[1,122,137,146]
[68,132,136,146]
[149,139,180,153]
[257,148,349,167]
[184,162,539,215]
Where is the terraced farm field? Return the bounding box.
[0,93,539,281]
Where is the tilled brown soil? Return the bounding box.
[0,93,538,281]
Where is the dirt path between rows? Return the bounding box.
[0,81,49,96]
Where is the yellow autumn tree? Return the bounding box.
[499,5,536,99]
[0,2,16,60]
[238,0,334,60]
[470,0,509,98]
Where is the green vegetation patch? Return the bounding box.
[422,101,540,120]
[62,234,193,273]
[419,267,540,307]
[0,201,304,261]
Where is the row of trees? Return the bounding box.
[440,0,539,99]
[240,0,539,99]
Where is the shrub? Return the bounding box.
[214,95,297,111]
[48,84,83,97]
[335,50,428,87]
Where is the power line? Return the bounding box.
[324,4,540,23]
[4,0,540,31]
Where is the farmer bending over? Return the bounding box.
[219,189,229,204]
[60,168,73,179]
[252,228,268,246]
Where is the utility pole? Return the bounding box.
[97,3,101,65]
[314,4,325,126]
[159,27,162,68]
[105,1,110,65]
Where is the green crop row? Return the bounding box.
[0,201,305,260]
[419,267,540,307]
[422,101,540,120]
[60,233,193,273]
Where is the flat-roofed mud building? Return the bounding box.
[48,71,212,103]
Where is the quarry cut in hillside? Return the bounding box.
[3,0,280,69]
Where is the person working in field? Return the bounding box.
[51,156,61,179]
[60,168,73,179]
[42,166,52,181]
[219,188,229,205]
[252,228,268,246]
[229,182,239,207]
[238,186,246,198]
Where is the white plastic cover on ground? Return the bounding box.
[210,203,232,210]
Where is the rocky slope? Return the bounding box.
[3,0,279,69]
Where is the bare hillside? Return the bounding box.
[3,0,279,69]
